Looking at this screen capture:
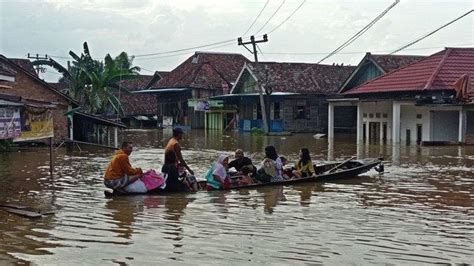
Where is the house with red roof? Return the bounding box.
[328,47,474,145]
[133,51,250,129]
[329,53,426,134]
[214,61,355,132]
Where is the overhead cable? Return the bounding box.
[390,9,473,54]
[267,0,306,34]
[242,0,270,36]
[316,0,400,63]
[254,0,286,35]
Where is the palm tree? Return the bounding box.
[66,42,140,116]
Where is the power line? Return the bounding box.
[261,43,474,55]
[134,42,236,61]
[267,0,306,34]
[133,39,236,58]
[390,9,474,54]
[255,0,286,35]
[317,0,400,64]
[256,44,266,60]
[242,0,270,36]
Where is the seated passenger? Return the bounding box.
[177,164,198,192]
[206,154,231,190]
[104,141,145,192]
[257,146,284,183]
[228,149,254,173]
[238,166,255,186]
[292,148,315,178]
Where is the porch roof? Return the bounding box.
[75,111,127,128]
[211,92,299,100]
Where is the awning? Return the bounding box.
[75,111,127,128]
[134,115,150,121]
[0,99,24,106]
[132,88,192,94]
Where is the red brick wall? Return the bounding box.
[0,68,70,143]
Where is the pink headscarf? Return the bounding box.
[212,154,229,181]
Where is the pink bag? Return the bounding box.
[140,169,166,190]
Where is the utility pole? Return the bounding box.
[27,53,48,75]
[238,34,269,134]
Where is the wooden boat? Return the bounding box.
[104,158,383,197]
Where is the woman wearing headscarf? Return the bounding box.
[206,154,230,190]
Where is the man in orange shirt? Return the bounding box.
[104,141,143,190]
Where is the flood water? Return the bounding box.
[0,129,473,265]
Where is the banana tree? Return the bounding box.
[66,42,140,116]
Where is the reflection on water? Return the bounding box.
[0,130,473,264]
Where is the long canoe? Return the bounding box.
[104,158,383,197]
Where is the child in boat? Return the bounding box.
[238,166,254,186]
[279,156,292,179]
[177,164,198,192]
[292,148,315,178]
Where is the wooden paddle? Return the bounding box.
[324,156,356,174]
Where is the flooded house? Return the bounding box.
[213,62,355,133]
[328,53,426,134]
[0,55,126,147]
[134,51,249,129]
[328,47,474,145]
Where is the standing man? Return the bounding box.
[228,149,254,172]
[165,127,194,175]
[104,141,143,190]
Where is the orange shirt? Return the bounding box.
[104,150,143,180]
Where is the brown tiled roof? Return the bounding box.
[118,73,164,116]
[156,52,250,90]
[48,82,70,93]
[9,58,38,77]
[345,48,474,95]
[249,62,356,94]
[0,62,16,77]
[370,54,426,73]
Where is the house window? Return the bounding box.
[273,102,281,120]
[416,114,422,119]
[254,103,262,119]
[294,101,308,120]
[369,113,374,118]
[382,113,388,118]
[376,113,381,118]
[363,113,367,118]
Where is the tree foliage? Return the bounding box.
[66,42,140,116]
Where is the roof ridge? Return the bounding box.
[195,51,245,56]
[423,48,452,89]
[344,49,447,94]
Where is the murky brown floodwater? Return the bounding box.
[0,129,473,265]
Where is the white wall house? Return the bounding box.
[328,47,474,146]
[329,100,467,145]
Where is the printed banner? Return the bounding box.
[0,107,22,139]
[194,101,210,111]
[14,107,54,142]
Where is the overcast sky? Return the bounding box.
[1,0,473,81]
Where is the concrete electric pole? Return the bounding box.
[238,34,269,134]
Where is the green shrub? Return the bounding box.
[251,127,265,136]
